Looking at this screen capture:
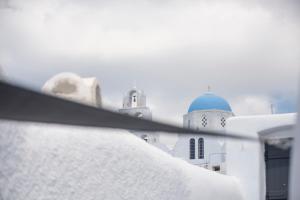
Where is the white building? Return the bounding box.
[172,92,234,172]
[119,87,152,120]
[119,89,235,173]
[39,75,297,200]
[226,113,296,200]
[118,88,161,145]
[183,92,234,131]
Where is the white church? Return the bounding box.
[118,87,234,173]
[116,84,296,200]
[42,72,296,200]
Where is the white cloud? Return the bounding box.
[0,0,299,123]
[230,96,273,116]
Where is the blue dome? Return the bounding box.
[188,93,232,113]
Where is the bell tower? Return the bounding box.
[119,88,152,120]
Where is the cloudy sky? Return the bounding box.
[1,0,299,125]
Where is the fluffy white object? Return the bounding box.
[0,121,244,200]
[42,72,101,107]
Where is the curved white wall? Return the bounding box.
[0,120,244,200]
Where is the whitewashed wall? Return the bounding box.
[226,114,296,200]
[0,120,244,200]
[174,110,234,171]
[183,110,233,130]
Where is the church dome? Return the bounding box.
[188,92,232,113]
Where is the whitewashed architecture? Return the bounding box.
[183,92,234,131]
[36,75,299,200]
[226,114,296,200]
[42,72,102,107]
[0,120,244,200]
[118,88,163,147]
[119,89,235,173]
[172,92,234,173]
[119,87,152,120]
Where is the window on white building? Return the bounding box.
[202,116,208,127]
[221,117,226,127]
[131,92,138,108]
[212,166,220,171]
[189,138,195,159]
[198,138,204,159]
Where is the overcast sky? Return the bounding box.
[1,0,299,124]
